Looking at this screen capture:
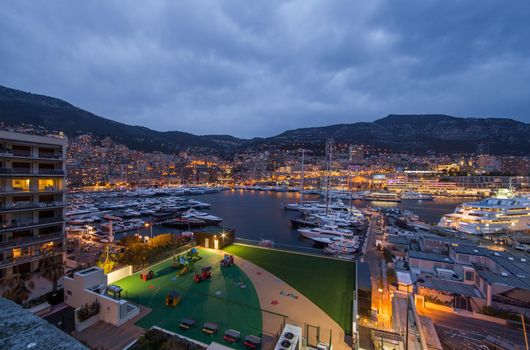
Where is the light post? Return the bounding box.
[145,222,153,238]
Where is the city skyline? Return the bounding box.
[1,1,530,137]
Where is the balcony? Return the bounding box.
[0,231,63,250]
[38,152,63,160]
[1,216,64,231]
[0,149,62,160]
[38,169,65,175]
[0,187,63,195]
[0,168,64,176]
[0,201,65,213]
[0,247,63,269]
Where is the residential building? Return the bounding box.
[0,131,66,282]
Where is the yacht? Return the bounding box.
[363,192,401,202]
[182,209,223,225]
[438,189,530,235]
[298,225,354,240]
[400,191,434,201]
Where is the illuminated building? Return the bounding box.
[0,131,66,281]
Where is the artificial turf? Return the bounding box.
[115,248,262,348]
[224,244,355,334]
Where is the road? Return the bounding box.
[362,211,392,330]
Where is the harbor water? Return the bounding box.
[134,190,466,247]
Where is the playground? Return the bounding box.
[115,248,268,348]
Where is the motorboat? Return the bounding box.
[183,209,223,225]
[298,225,354,239]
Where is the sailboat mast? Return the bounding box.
[300,149,305,205]
[349,165,353,211]
[325,140,332,214]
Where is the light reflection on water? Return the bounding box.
[128,190,465,246]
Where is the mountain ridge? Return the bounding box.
[1,84,529,156]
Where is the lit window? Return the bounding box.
[12,248,22,258]
[38,179,54,191]
[12,179,30,191]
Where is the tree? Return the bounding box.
[97,246,118,274]
[1,265,35,305]
[39,252,64,293]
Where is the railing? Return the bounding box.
[0,232,63,250]
[0,149,62,159]
[38,169,64,175]
[1,216,64,230]
[0,168,64,175]
[12,150,31,157]
[0,187,62,194]
[0,201,64,212]
[0,248,63,268]
[38,153,63,159]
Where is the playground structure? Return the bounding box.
[186,247,201,262]
[165,290,181,306]
[173,248,203,276]
[140,270,154,281]
[220,254,235,267]
[193,266,212,283]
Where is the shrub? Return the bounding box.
[77,300,100,322]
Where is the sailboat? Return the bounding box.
[284,149,311,211]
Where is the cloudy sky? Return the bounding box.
[1,1,529,138]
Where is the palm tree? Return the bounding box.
[39,252,64,293]
[1,265,35,305]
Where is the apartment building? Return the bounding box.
[0,130,66,281]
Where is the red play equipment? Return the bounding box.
[193,266,212,283]
[220,254,235,267]
[140,270,154,281]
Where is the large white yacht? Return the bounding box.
[438,189,530,235]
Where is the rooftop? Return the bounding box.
[409,250,454,263]
[420,278,482,297]
[0,297,88,350]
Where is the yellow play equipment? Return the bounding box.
[177,265,190,276]
[165,290,181,306]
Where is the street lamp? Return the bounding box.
[145,222,153,238]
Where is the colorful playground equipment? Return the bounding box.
[173,255,195,276]
[220,254,235,267]
[165,290,181,306]
[140,270,154,281]
[186,247,201,262]
[193,266,212,283]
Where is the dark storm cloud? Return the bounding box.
[0,0,529,137]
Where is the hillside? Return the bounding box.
[1,84,528,155]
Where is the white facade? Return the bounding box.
[63,267,139,328]
[438,189,530,235]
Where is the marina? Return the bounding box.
[65,187,468,254]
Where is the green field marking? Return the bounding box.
[224,244,355,334]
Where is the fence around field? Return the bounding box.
[131,242,195,272]
[233,238,356,262]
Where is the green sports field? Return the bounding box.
[115,248,262,347]
[224,244,355,334]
